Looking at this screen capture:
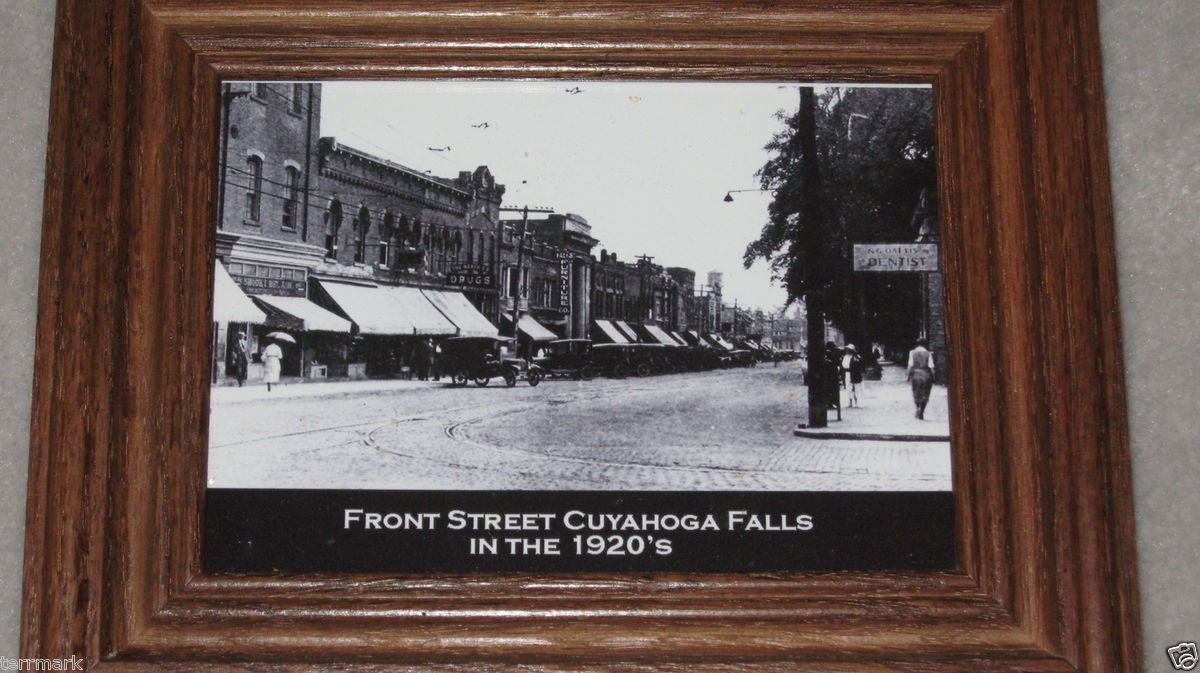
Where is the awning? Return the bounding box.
[643,324,679,346]
[423,289,499,338]
[669,331,689,346]
[504,314,557,341]
[252,294,352,333]
[592,319,630,344]
[212,262,266,324]
[316,279,456,336]
[613,320,640,342]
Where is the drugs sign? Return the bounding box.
[447,263,495,289]
[853,243,939,272]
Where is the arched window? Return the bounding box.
[354,205,370,264]
[245,155,263,223]
[379,211,394,267]
[325,199,342,258]
[281,166,300,230]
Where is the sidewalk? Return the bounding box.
[794,364,951,441]
[210,377,443,404]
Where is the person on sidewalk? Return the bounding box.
[262,338,283,392]
[907,338,935,420]
[842,344,863,407]
[231,332,249,387]
[823,341,843,420]
[414,339,430,381]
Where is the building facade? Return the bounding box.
[214,82,506,382]
[212,81,745,384]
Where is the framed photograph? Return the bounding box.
[22,1,1140,671]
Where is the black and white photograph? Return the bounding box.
[204,80,954,573]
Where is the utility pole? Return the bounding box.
[217,84,248,231]
[498,205,554,340]
[799,86,829,428]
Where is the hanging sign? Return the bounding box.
[558,252,572,314]
[853,243,939,272]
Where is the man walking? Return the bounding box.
[907,338,935,420]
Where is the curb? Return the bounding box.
[793,424,950,442]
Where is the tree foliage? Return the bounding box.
[744,87,936,344]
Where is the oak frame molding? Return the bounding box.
[21,1,1140,670]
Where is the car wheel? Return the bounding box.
[528,370,542,387]
[503,371,517,387]
[474,376,490,387]
[580,366,596,381]
[635,362,651,377]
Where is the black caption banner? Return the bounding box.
[204,490,954,573]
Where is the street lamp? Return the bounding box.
[721,188,768,203]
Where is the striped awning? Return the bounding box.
[252,294,352,333]
[212,262,266,324]
[505,314,558,341]
[613,320,640,342]
[643,324,679,346]
[423,289,499,338]
[315,279,456,336]
[592,319,630,344]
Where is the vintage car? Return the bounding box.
[591,343,638,378]
[734,339,774,364]
[440,336,543,387]
[533,339,597,380]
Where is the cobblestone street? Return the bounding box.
[207,361,951,491]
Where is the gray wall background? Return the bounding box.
[0,1,1196,668]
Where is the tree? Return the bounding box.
[744,87,936,350]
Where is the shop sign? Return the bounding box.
[228,262,307,297]
[448,263,495,289]
[852,243,939,272]
[557,252,572,314]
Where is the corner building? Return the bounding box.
[213,82,505,382]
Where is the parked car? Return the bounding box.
[441,336,543,387]
[534,339,597,380]
[591,343,638,378]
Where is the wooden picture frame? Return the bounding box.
[22,0,1140,670]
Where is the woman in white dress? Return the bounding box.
[262,338,283,392]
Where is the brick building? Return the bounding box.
[213,82,505,382]
[211,81,718,383]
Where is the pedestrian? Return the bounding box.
[431,340,442,381]
[907,338,935,420]
[823,341,843,418]
[424,338,436,381]
[414,339,429,380]
[842,344,863,408]
[262,337,283,392]
[231,331,249,387]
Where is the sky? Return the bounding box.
[320,81,928,311]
